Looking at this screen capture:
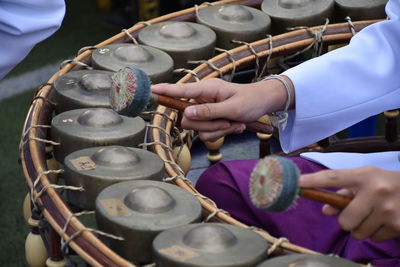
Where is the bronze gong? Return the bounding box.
[51,108,146,162]
[138,21,216,68]
[63,145,165,210]
[261,0,335,34]
[153,223,269,267]
[95,180,202,263]
[196,4,271,50]
[53,69,113,114]
[335,0,387,21]
[91,43,174,83]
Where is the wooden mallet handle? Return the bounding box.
[156,94,274,135]
[301,188,352,209]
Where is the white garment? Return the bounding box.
[300,151,400,171]
[280,0,400,154]
[0,0,66,79]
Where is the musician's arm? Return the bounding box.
[0,0,66,79]
[279,0,400,153]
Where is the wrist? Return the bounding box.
[258,75,295,112]
[258,74,295,129]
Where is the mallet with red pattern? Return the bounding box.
[249,156,352,212]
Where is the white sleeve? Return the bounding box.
[0,0,66,79]
[279,0,400,153]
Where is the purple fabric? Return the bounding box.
[195,157,400,267]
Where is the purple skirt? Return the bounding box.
[195,157,400,267]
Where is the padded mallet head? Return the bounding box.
[249,156,300,212]
[109,67,151,117]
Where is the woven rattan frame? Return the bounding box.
[19,0,380,265]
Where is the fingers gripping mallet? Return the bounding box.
[109,67,274,134]
[249,156,353,212]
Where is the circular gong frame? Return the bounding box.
[20,0,381,265]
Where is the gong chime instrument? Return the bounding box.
[20,0,390,266]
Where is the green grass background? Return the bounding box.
[0,1,119,265]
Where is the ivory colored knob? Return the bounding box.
[205,137,225,163]
[46,258,67,267]
[23,193,32,225]
[204,137,225,151]
[25,232,48,267]
[173,144,191,174]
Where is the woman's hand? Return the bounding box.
[151,77,292,141]
[300,167,400,242]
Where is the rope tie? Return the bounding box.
[267,237,289,255]
[31,96,57,106]
[231,40,260,81]
[345,16,356,36]
[30,169,65,210]
[163,175,192,184]
[22,125,51,140]
[31,170,64,196]
[121,29,139,44]
[60,211,94,253]
[77,46,97,56]
[22,137,60,147]
[138,141,173,152]
[20,124,52,151]
[215,47,237,82]
[60,59,93,70]
[204,209,229,222]
[145,124,173,144]
[33,184,84,204]
[188,60,224,79]
[258,34,273,80]
[163,159,187,177]
[61,211,95,238]
[141,111,176,124]
[174,68,200,82]
[61,225,123,253]
[286,18,330,59]
[286,18,329,59]
[193,193,217,207]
